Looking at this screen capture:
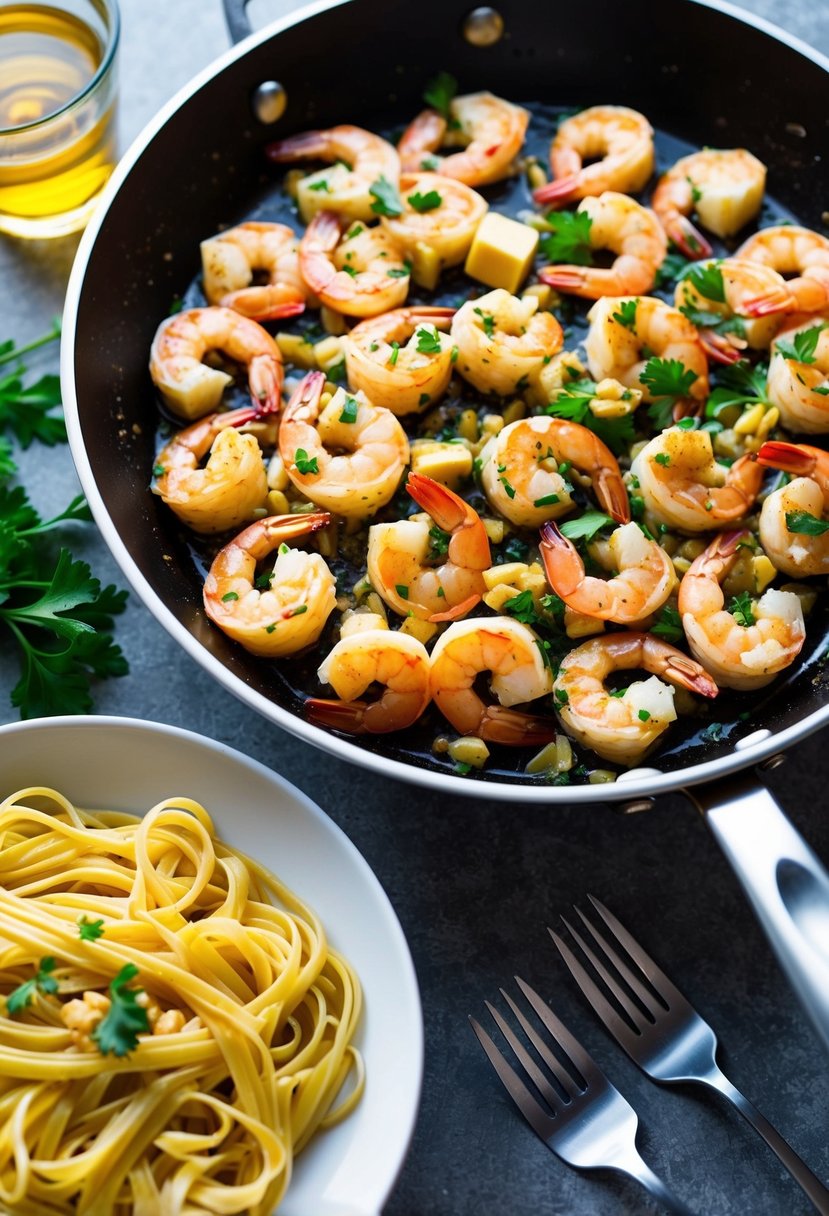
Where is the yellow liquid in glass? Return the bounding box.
[0,5,117,232]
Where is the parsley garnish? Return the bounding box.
[294,448,319,475]
[786,510,829,536]
[554,687,569,706]
[339,395,359,424]
[545,378,635,455]
[637,709,651,722]
[92,964,151,1057]
[539,211,593,265]
[560,511,614,542]
[775,323,827,365]
[503,590,537,624]
[389,341,400,366]
[221,591,238,602]
[641,358,698,428]
[423,71,457,118]
[534,493,560,507]
[652,604,683,643]
[369,176,403,217]
[408,189,442,212]
[705,359,771,420]
[308,178,330,193]
[728,591,756,626]
[0,320,64,446]
[474,308,496,338]
[428,524,451,558]
[395,584,409,599]
[416,327,443,355]
[681,260,726,303]
[386,265,411,278]
[654,250,692,290]
[6,956,58,1013]
[654,452,671,467]
[612,299,638,331]
[78,916,105,941]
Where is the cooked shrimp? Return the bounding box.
[367,473,490,622]
[651,149,766,259]
[631,428,763,532]
[429,616,556,745]
[764,317,829,432]
[200,222,307,321]
[203,513,335,657]
[540,520,676,623]
[757,440,829,575]
[380,171,488,268]
[554,633,718,766]
[533,106,654,206]
[450,288,563,395]
[539,192,667,299]
[299,211,410,318]
[736,226,829,315]
[152,407,270,534]
[149,307,283,421]
[678,530,805,690]
[278,371,409,519]
[398,92,528,187]
[673,257,793,362]
[479,415,629,528]
[584,295,709,408]
[307,628,431,734]
[343,306,455,415]
[265,124,400,223]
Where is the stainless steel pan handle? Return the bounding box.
[685,773,829,1054]
[222,0,254,43]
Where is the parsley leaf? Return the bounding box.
[786,510,829,536]
[654,250,692,290]
[560,511,614,542]
[680,260,726,303]
[428,524,451,558]
[474,308,496,338]
[503,590,538,624]
[641,358,698,428]
[728,591,756,626]
[705,358,771,422]
[545,377,636,455]
[0,371,65,447]
[416,326,443,355]
[423,71,457,118]
[6,956,58,1013]
[339,395,359,424]
[539,211,594,265]
[775,323,827,365]
[612,299,638,331]
[92,964,151,1057]
[652,604,684,643]
[78,916,105,941]
[407,189,442,213]
[369,175,403,217]
[294,448,319,475]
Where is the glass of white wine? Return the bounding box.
[0,0,119,238]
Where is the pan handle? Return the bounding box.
[222,0,254,43]
[684,772,829,1054]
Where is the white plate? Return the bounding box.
[0,716,422,1216]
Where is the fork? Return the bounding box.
[469,976,694,1214]
[551,895,829,1216]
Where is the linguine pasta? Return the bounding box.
[0,787,364,1215]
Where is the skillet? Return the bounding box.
[61,0,829,1045]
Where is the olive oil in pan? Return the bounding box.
[0,4,116,232]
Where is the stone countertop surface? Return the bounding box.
[1,1,829,1212]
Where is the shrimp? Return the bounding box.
[736,226,829,315]
[151,407,270,534]
[450,288,563,396]
[149,307,284,422]
[677,530,805,690]
[539,192,667,299]
[265,124,400,223]
[631,428,763,533]
[479,415,629,529]
[200,222,308,322]
[298,211,410,318]
[398,92,528,187]
[429,616,556,745]
[553,633,718,767]
[540,520,676,623]
[532,106,654,207]
[307,628,431,734]
[343,306,456,415]
[673,258,794,362]
[764,317,829,433]
[380,172,488,268]
[651,149,766,259]
[278,371,409,519]
[584,296,709,409]
[367,472,490,622]
[757,440,829,575]
[203,513,335,657]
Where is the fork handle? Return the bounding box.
[701,1065,829,1215]
[620,1153,696,1215]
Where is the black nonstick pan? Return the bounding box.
[62,0,829,1047]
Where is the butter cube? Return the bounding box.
[400,615,439,644]
[410,439,473,487]
[465,211,539,294]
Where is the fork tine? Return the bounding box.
[497,990,578,1103]
[549,926,639,1050]
[587,894,687,1008]
[468,1015,557,1142]
[566,912,664,1020]
[515,976,603,1087]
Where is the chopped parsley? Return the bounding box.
[428,524,451,558]
[6,956,58,1013]
[681,259,726,303]
[503,590,537,624]
[416,327,443,355]
[474,308,496,338]
[92,964,150,1057]
[408,189,442,212]
[221,591,239,603]
[369,175,403,217]
[560,511,614,542]
[339,394,359,424]
[545,377,635,455]
[775,323,827,365]
[389,341,400,366]
[294,448,319,475]
[386,265,411,278]
[786,510,829,536]
[423,71,457,118]
[539,211,594,265]
[307,178,331,193]
[78,916,105,941]
[395,584,409,599]
[554,687,569,706]
[654,452,671,467]
[654,250,692,290]
[728,591,756,626]
[652,604,683,643]
[612,299,638,331]
[637,709,651,722]
[641,357,698,428]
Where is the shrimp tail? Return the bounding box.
[596,468,631,524]
[539,522,581,595]
[406,471,469,531]
[220,288,306,323]
[755,440,813,475]
[532,175,579,206]
[741,287,795,318]
[306,698,373,734]
[265,131,326,162]
[698,328,747,365]
[428,592,482,623]
[662,652,719,699]
[666,216,713,261]
[305,209,342,253]
[249,353,284,415]
[538,266,588,292]
[478,705,558,746]
[262,511,332,545]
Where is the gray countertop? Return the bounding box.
[1,1,829,1212]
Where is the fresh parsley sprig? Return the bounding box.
[423,71,457,118]
[6,956,59,1013]
[786,510,829,536]
[0,319,64,447]
[92,964,151,1057]
[539,211,594,265]
[775,323,827,365]
[640,358,699,429]
[545,378,636,455]
[369,176,403,218]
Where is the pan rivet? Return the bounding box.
[462,6,504,46]
[618,798,655,815]
[759,753,787,772]
[252,81,287,125]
